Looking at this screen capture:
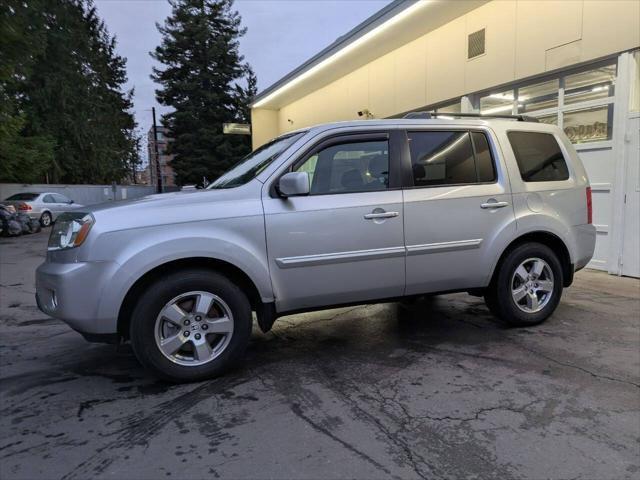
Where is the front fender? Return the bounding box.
[90,217,273,327]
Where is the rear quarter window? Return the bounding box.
[507,131,570,182]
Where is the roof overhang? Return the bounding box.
[252,0,487,110]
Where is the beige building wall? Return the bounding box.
[251,108,279,149]
[252,0,640,148]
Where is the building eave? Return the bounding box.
[252,0,488,110]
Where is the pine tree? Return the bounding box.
[152,0,257,186]
[0,0,140,184]
[0,0,55,182]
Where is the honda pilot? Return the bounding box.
[36,115,596,382]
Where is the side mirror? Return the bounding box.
[69,200,74,204]
[278,172,310,197]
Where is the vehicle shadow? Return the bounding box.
[4,294,509,395]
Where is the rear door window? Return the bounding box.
[471,132,496,183]
[43,195,55,203]
[507,131,570,182]
[407,130,496,187]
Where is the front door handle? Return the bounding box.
[480,201,509,209]
[364,211,399,220]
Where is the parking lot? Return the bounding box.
[0,231,638,479]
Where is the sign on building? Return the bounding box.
[223,123,251,135]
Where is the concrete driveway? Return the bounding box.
[1,232,639,479]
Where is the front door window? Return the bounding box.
[295,140,390,194]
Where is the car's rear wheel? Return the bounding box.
[485,242,563,327]
[40,212,52,227]
[130,269,252,382]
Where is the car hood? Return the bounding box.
[86,182,264,232]
[88,189,204,212]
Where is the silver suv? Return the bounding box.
[36,116,596,382]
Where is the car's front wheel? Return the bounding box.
[130,269,252,382]
[485,242,563,327]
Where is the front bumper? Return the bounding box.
[35,260,121,337]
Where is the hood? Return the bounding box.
[85,181,264,233]
[88,188,203,213]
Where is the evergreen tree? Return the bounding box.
[0,0,140,184]
[152,0,257,185]
[0,0,55,182]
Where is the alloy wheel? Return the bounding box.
[154,290,234,366]
[510,257,554,314]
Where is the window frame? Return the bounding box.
[269,130,404,197]
[400,128,500,190]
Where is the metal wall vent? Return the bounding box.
[468,28,485,59]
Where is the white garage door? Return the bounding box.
[578,146,614,271]
[621,115,640,277]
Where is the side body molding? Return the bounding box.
[275,240,483,269]
[406,239,483,256]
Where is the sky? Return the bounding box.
[94,0,390,164]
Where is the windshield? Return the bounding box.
[208,132,305,189]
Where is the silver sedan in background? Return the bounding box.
[3,192,84,227]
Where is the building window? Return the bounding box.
[564,65,616,106]
[480,90,514,115]
[536,114,558,125]
[563,105,613,144]
[474,60,616,145]
[518,79,559,113]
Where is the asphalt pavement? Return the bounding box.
[1,231,639,479]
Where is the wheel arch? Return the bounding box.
[489,231,574,289]
[117,257,263,340]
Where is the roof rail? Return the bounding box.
[403,112,539,122]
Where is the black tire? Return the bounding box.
[130,269,252,383]
[484,242,563,327]
[40,211,52,227]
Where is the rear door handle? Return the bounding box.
[364,211,399,220]
[480,201,509,209]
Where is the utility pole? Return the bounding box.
[152,107,163,193]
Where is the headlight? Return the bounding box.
[48,213,94,251]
